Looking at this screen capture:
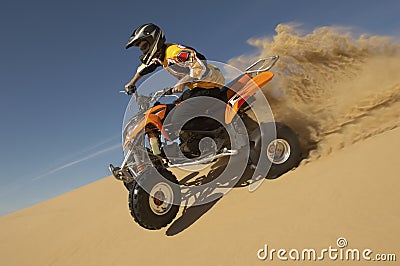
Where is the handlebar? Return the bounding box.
[120,87,178,111]
[149,87,174,102]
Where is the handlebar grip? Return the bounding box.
[126,85,137,95]
[164,87,174,95]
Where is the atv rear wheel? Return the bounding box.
[128,168,180,230]
[250,122,302,179]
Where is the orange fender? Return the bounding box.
[225,72,274,124]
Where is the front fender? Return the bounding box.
[123,113,171,151]
[146,113,172,142]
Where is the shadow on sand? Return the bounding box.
[166,158,258,236]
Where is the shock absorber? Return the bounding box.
[148,131,161,155]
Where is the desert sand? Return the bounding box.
[1,126,399,265]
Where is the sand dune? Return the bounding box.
[1,127,399,265]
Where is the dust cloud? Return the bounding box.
[229,23,400,161]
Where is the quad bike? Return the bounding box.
[110,56,302,230]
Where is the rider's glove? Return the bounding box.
[164,87,174,95]
[126,85,137,95]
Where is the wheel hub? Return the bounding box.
[266,139,291,164]
[149,182,174,215]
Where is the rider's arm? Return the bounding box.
[125,61,160,91]
[172,75,194,93]
[176,48,208,80]
[170,46,208,92]
[188,56,208,81]
[125,72,143,89]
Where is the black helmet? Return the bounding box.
[126,23,166,65]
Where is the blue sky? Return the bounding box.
[1,0,399,216]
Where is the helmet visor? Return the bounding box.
[139,40,150,54]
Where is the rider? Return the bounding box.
[124,23,226,155]
[124,23,225,101]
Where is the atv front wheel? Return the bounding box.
[128,168,180,230]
